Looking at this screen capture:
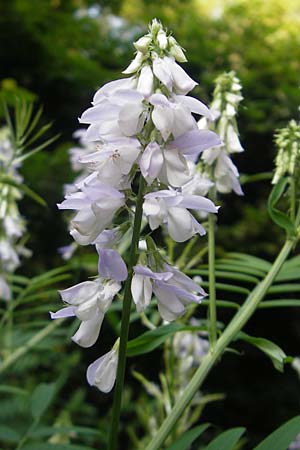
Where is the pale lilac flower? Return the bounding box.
[137,65,154,97]
[94,229,128,281]
[87,341,119,392]
[143,189,218,242]
[0,275,11,301]
[58,243,78,261]
[80,88,146,142]
[182,162,214,197]
[131,265,206,321]
[140,128,221,187]
[139,141,191,187]
[202,148,243,195]
[50,279,120,347]
[78,140,141,188]
[199,71,244,195]
[58,181,125,245]
[152,56,197,95]
[149,93,211,141]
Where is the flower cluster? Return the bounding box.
[198,71,244,195]
[0,127,31,301]
[272,119,300,186]
[52,19,221,392]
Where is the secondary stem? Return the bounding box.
[145,238,294,450]
[108,174,145,450]
[208,211,217,348]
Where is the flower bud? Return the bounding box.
[157,30,168,50]
[272,120,300,184]
[134,35,151,53]
[149,18,162,37]
[168,36,187,62]
[122,51,144,74]
[87,340,119,393]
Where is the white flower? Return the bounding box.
[157,30,168,49]
[153,56,197,95]
[143,189,218,242]
[80,86,145,142]
[182,162,214,197]
[50,279,120,347]
[87,342,119,392]
[78,139,141,188]
[168,36,187,63]
[149,92,212,141]
[123,51,145,74]
[58,181,125,245]
[0,275,11,301]
[131,265,206,321]
[134,35,152,53]
[137,65,154,97]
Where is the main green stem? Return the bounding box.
[145,238,294,450]
[108,174,145,450]
[208,212,217,348]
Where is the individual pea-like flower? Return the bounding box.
[80,88,146,142]
[140,129,220,187]
[149,92,212,141]
[131,265,206,321]
[50,278,121,347]
[143,189,218,242]
[94,228,128,282]
[78,139,141,189]
[87,340,119,393]
[58,180,125,245]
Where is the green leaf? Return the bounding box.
[19,183,47,207]
[259,300,300,309]
[127,323,183,357]
[238,332,287,372]
[23,445,95,450]
[30,425,104,438]
[268,177,295,234]
[252,416,300,450]
[203,427,246,450]
[127,323,208,357]
[165,424,209,450]
[30,382,56,420]
[0,424,20,442]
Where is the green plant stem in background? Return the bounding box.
[290,176,296,222]
[0,318,64,374]
[108,174,146,450]
[208,211,217,348]
[145,238,295,450]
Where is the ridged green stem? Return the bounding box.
[145,238,294,450]
[208,212,217,348]
[108,174,146,450]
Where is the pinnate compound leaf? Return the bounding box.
[238,332,288,372]
[202,427,246,450]
[165,424,210,450]
[30,382,56,420]
[127,323,209,357]
[252,416,300,450]
[268,177,295,234]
